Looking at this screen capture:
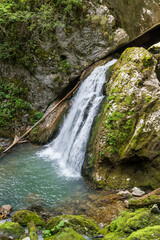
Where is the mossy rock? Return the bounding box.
[101,208,160,239]
[46,215,100,236]
[0,222,25,239]
[12,210,45,227]
[126,225,160,240]
[45,227,86,240]
[84,46,160,190]
[128,195,160,208]
[103,232,126,240]
[28,221,38,240]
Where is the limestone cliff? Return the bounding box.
[0,0,160,144]
[83,46,160,190]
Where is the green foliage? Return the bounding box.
[0,77,43,132]
[0,0,83,68]
[58,60,71,74]
[46,215,100,236]
[43,220,65,237]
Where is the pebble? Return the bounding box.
[0,205,12,218]
[132,187,145,197]
[117,190,132,198]
[151,204,160,214]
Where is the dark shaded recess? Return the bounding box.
[117,24,160,54]
[56,75,80,101]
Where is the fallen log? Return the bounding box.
[128,195,160,208]
[2,78,82,155]
[139,188,160,199]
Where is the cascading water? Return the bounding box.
[39,59,117,178]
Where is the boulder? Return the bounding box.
[83,47,160,189]
[28,221,38,240]
[117,190,132,198]
[0,222,25,239]
[126,225,160,240]
[0,205,12,218]
[46,215,100,236]
[99,208,160,239]
[12,210,45,227]
[132,187,145,197]
[45,227,86,240]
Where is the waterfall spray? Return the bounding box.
[39,59,117,178]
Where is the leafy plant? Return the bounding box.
[43,220,65,238]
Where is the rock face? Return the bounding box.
[0,0,160,142]
[83,47,160,189]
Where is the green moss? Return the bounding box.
[128,195,160,208]
[126,225,160,240]
[28,221,38,240]
[102,208,160,240]
[92,15,100,25]
[0,222,25,239]
[45,227,86,240]
[103,232,127,240]
[46,215,100,236]
[0,77,43,137]
[12,210,45,227]
[0,1,83,69]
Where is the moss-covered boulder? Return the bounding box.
[83,47,160,189]
[46,215,100,236]
[12,210,45,227]
[28,221,38,240]
[100,208,160,239]
[126,225,160,240]
[0,222,25,239]
[45,227,86,240]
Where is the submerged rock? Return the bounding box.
[12,210,45,227]
[83,47,160,189]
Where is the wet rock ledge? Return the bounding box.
[83,43,160,190]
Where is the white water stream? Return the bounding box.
[38,59,117,178]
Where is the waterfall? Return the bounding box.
[38,59,117,178]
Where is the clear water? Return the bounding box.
[0,144,91,210]
[0,59,117,210]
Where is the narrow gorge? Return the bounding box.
[0,1,160,240]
